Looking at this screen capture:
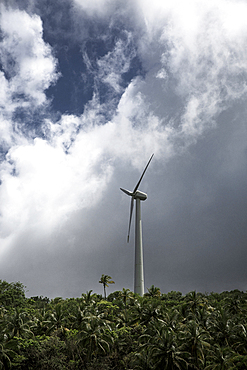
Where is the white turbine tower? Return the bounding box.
[120,154,154,296]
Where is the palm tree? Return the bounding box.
[205,344,235,369]
[231,323,247,355]
[185,291,206,319]
[208,307,233,347]
[45,303,69,336]
[145,285,161,298]
[77,313,113,363]
[32,307,51,336]
[0,339,17,370]
[120,288,134,308]
[140,323,188,370]
[137,300,163,326]
[161,307,180,332]
[71,304,85,330]
[81,290,95,305]
[99,274,115,299]
[5,308,34,339]
[180,319,210,369]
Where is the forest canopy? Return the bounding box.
[0,279,247,369]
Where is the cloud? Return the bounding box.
[0,6,58,107]
[0,5,59,157]
[97,31,136,94]
[73,0,119,17]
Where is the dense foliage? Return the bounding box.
[0,280,247,369]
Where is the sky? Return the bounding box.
[0,0,247,298]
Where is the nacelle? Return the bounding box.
[134,190,147,201]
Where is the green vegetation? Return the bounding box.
[0,279,247,369]
[99,275,115,299]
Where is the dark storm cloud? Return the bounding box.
[0,0,247,298]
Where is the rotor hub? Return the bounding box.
[134,190,147,201]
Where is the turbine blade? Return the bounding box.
[133,153,154,193]
[120,188,133,196]
[127,196,134,243]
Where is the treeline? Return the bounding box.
[0,280,247,369]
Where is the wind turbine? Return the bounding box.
[120,154,154,296]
